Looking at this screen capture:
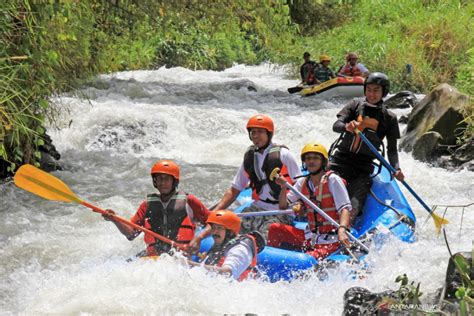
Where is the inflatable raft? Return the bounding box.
[199,166,416,282]
[300,76,364,98]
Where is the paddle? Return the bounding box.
[13,164,187,251]
[269,168,370,253]
[354,129,449,232]
[288,86,303,94]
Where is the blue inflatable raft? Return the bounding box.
[199,166,416,282]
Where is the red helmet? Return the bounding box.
[206,210,241,235]
[246,114,274,133]
[150,160,180,180]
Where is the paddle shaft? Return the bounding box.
[237,209,294,218]
[355,129,433,215]
[82,201,187,251]
[280,179,369,252]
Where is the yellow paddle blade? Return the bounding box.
[432,212,449,234]
[14,164,83,204]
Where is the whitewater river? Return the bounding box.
[1,64,472,315]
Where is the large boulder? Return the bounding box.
[385,90,417,109]
[400,84,469,153]
[412,131,443,162]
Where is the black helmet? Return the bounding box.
[364,72,390,97]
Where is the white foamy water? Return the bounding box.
[1,64,472,315]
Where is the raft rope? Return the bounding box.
[369,188,415,230]
[431,202,473,240]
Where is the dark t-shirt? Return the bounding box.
[332,98,401,170]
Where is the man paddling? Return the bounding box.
[213,114,301,238]
[187,210,263,281]
[267,143,352,259]
[329,72,404,223]
[300,52,319,85]
[103,160,210,256]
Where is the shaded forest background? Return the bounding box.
[1,0,473,176]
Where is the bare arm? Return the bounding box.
[337,207,351,247]
[276,177,289,210]
[187,224,212,255]
[103,210,139,240]
[187,260,232,276]
[214,187,241,210]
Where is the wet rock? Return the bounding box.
[343,287,398,315]
[451,137,474,166]
[87,78,111,90]
[400,83,469,153]
[38,132,62,172]
[398,115,409,124]
[412,131,443,162]
[385,90,417,109]
[342,252,472,315]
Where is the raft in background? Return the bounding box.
[300,76,365,98]
[198,166,416,282]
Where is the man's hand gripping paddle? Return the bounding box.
[269,168,370,253]
[13,164,187,251]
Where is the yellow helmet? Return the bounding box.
[301,143,329,161]
[319,54,331,62]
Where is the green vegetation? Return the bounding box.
[0,0,297,177]
[1,0,473,176]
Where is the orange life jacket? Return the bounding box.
[243,145,294,204]
[339,64,363,77]
[300,171,345,234]
[204,234,258,281]
[144,191,195,255]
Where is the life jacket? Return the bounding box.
[204,234,258,281]
[335,101,385,161]
[301,171,345,234]
[314,65,333,82]
[243,144,294,204]
[143,191,195,254]
[339,63,363,77]
[302,61,318,84]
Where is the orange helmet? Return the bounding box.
[206,210,241,235]
[246,114,274,133]
[346,52,358,61]
[150,160,180,180]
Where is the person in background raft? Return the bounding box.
[337,52,370,78]
[187,210,264,281]
[103,160,210,256]
[329,72,405,223]
[314,54,336,83]
[267,143,352,260]
[300,52,319,85]
[213,114,301,238]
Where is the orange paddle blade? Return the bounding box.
[14,164,83,204]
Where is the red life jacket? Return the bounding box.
[204,234,258,281]
[339,64,363,77]
[243,144,294,204]
[300,171,345,234]
[143,191,195,255]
